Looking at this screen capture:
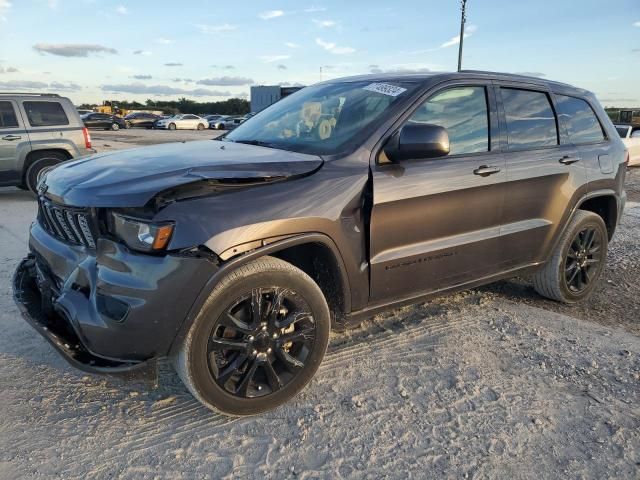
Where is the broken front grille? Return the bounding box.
[38,199,97,249]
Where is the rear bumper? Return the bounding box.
[13,222,218,374]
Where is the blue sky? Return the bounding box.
[0,0,638,106]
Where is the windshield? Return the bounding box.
[225,81,417,155]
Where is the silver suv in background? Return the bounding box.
[0,93,94,192]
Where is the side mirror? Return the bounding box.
[383,123,450,162]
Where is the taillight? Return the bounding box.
[82,127,92,149]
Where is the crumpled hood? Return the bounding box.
[44,140,323,207]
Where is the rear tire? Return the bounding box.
[173,256,330,416]
[532,210,608,303]
[24,151,68,193]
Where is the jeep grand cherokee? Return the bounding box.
[13,71,627,415]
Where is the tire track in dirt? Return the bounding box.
[57,308,480,476]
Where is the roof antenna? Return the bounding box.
[457,0,468,72]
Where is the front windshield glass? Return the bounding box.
[225,80,417,155]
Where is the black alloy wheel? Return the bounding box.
[173,256,330,415]
[208,287,316,398]
[564,226,603,293]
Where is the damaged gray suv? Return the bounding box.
[14,71,627,415]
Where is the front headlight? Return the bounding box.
[112,214,174,252]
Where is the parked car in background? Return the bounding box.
[76,109,93,116]
[13,72,628,415]
[0,93,94,192]
[205,114,228,130]
[154,114,208,130]
[81,112,126,131]
[222,115,246,130]
[124,112,161,129]
[615,123,640,166]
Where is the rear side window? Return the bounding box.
[555,95,606,144]
[501,88,558,150]
[23,101,69,127]
[408,86,489,155]
[0,101,19,128]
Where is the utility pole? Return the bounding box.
[457,0,468,72]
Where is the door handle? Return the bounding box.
[2,134,21,141]
[559,155,581,165]
[473,165,501,177]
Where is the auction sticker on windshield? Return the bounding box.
[363,83,408,97]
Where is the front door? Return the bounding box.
[0,100,28,185]
[369,83,506,302]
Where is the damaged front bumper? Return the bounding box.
[12,222,218,375]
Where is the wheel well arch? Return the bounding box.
[168,234,352,356]
[577,194,617,240]
[271,241,349,328]
[22,149,72,183]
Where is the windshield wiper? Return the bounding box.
[232,139,280,150]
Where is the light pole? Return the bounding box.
[457,0,468,72]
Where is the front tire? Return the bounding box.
[197,123,205,131]
[173,256,330,416]
[168,123,176,130]
[532,210,608,303]
[111,122,120,131]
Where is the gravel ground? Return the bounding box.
[0,136,639,479]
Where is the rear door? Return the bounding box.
[495,83,586,267]
[369,82,507,301]
[0,100,30,185]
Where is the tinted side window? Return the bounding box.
[23,101,69,127]
[501,88,557,149]
[615,127,629,138]
[555,95,605,144]
[408,86,489,155]
[0,101,19,128]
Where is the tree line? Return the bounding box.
[78,97,250,115]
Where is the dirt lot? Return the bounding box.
[0,134,639,479]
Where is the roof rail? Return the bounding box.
[0,92,61,97]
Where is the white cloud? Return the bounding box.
[133,50,152,55]
[197,76,254,86]
[305,6,326,13]
[313,19,337,28]
[116,5,128,14]
[0,0,12,21]
[260,10,284,20]
[440,24,477,48]
[155,37,173,44]
[47,0,58,9]
[316,38,355,55]
[285,42,300,48]
[634,21,640,27]
[196,23,237,33]
[260,55,291,63]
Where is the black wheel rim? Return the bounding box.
[564,226,602,293]
[207,287,316,398]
